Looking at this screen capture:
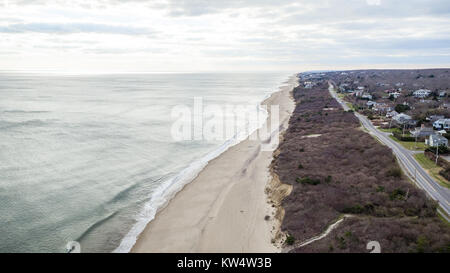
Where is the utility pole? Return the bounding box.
[435,144,439,165]
[415,135,417,150]
[402,123,406,138]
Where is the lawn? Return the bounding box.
[389,135,428,151]
[379,128,402,134]
[414,153,450,189]
[346,102,359,111]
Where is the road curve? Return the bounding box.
[328,83,450,219]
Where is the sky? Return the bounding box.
[1,0,450,73]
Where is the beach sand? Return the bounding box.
[131,76,298,253]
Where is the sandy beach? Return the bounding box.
[131,75,298,253]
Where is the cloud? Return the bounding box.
[0,22,154,35]
[0,0,449,72]
[161,0,450,18]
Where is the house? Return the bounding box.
[361,93,373,100]
[386,110,399,118]
[427,115,445,123]
[437,130,447,135]
[392,113,412,125]
[410,125,434,139]
[433,119,450,130]
[366,101,376,107]
[413,89,431,98]
[406,119,418,127]
[373,103,392,113]
[304,81,314,88]
[439,91,447,97]
[393,113,417,127]
[389,92,401,99]
[339,83,354,93]
[426,134,449,147]
[440,103,450,109]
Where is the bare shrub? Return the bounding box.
[274,80,450,253]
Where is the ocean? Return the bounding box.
[0,72,292,253]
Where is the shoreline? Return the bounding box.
[131,75,298,253]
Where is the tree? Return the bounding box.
[395,104,410,113]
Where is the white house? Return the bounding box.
[361,93,373,100]
[386,110,399,118]
[304,81,314,89]
[393,113,412,124]
[413,89,431,98]
[433,119,450,130]
[389,91,401,99]
[339,83,349,92]
[426,134,449,147]
[366,101,376,107]
[373,103,391,113]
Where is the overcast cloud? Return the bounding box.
[1,0,449,72]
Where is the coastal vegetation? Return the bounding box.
[285,235,295,245]
[273,80,450,253]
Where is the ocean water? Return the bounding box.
[0,72,291,253]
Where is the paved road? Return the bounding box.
[328,83,450,219]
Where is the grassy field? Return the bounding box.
[389,135,428,151]
[346,102,359,112]
[379,128,402,134]
[414,153,450,188]
[335,92,359,112]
